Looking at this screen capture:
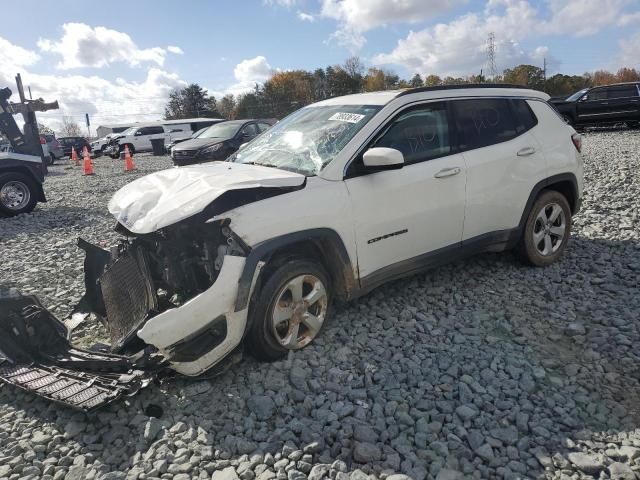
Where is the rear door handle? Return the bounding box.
[434,167,461,178]
[517,147,536,157]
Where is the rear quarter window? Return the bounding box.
[452,98,516,150]
[511,99,538,134]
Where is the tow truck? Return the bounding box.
[0,74,59,216]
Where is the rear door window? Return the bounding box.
[142,126,165,135]
[452,98,516,151]
[606,86,639,99]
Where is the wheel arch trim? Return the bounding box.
[516,173,580,232]
[234,228,357,312]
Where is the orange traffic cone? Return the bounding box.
[71,146,79,166]
[82,146,94,176]
[124,145,135,172]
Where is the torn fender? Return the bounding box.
[108,162,305,234]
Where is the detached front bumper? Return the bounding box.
[0,288,155,412]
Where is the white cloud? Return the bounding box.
[297,11,315,21]
[234,56,274,83]
[0,35,186,133]
[373,1,541,77]
[263,0,298,6]
[0,37,40,73]
[320,0,464,50]
[618,11,640,26]
[167,45,184,55]
[618,32,640,68]
[542,0,631,36]
[37,23,168,69]
[219,56,278,97]
[372,0,632,78]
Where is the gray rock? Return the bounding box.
[565,322,586,336]
[475,444,494,462]
[435,469,465,480]
[567,452,603,474]
[353,442,382,463]
[455,405,478,421]
[353,425,378,443]
[212,466,240,480]
[247,395,276,420]
[608,462,636,480]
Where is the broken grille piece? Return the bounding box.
[100,248,157,350]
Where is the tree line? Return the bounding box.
[165,57,640,121]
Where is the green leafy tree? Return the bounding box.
[502,65,544,90]
[409,73,423,88]
[164,84,219,119]
[424,74,442,87]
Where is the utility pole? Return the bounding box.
[28,86,32,99]
[543,57,547,92]
[486,32,498,81]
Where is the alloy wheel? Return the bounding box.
[271,274,328,349]
[532,202,566,256]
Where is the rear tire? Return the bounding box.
[246,259,332,361]
[0,172,38,216]
[48,154,55,165]
[517,190,572,267]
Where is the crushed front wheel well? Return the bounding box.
[257,238,354,303]
[234,229,357,314]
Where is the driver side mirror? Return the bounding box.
[580,95,588,102]
[134,131,143,136]
[363,147,404,169]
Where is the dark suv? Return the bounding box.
[550,82,640,129]
[59,136,92,157]
[171,119,274,166]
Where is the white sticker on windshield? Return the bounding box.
[329,112,365,123]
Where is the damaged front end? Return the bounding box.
[0,219,250,411]
[0,162,306,410]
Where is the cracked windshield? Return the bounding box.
[232,105,381,175]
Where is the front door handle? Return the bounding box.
[434,167,461,178]
[517,147,536,156]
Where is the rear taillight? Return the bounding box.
[39,136,46,144]
[571,133,582,153]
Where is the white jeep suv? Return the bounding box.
[78,85,583,376]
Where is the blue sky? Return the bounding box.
[1,0,638,130]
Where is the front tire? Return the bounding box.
[246,259,332,361]
[0,172,38,216]
[517,190,572,267]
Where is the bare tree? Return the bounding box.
[60,116,82,137]
[343,56,365,78]
[217,94,236,119]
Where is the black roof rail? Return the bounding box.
[396,83,533,97]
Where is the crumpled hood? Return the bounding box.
[108,162,305,234]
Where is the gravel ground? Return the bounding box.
[0,131,639,480]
